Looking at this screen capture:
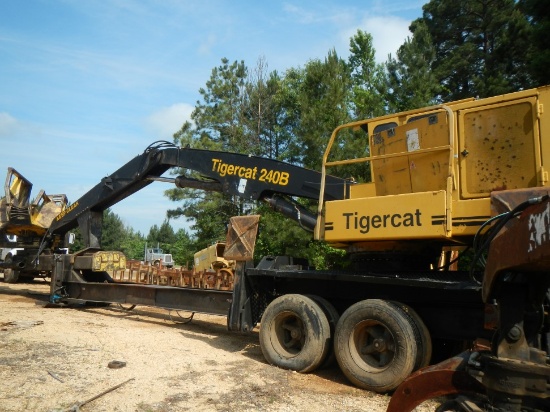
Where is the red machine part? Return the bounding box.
[387,342,488,412]
[388,195,550,412]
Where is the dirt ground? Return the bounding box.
[0,276,440,412]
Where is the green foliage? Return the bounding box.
[192,57,252,153]
[325,125,371,183]
[417,0,534,100]
[176,192,239,250]
[144,219,196,266]
[252,204,349,270]
[120,230,146,261]
[244,57,293,159]
[102,209,146,260]
[306,241,349,270]
[294,50,352,170]
[147,219,176,247]
[348,30,386,119]
[272,67,304,163]
[253,203,313,260]
[518,0,550,86]
[171,229,195,269]
[386,21,441,111]
[101,208,126,252]
[169,58,261,247]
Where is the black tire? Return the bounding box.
[435,398,467,412]
[3,255,19,283]
[3,268,19,283]
[389,301,432,370]
[259,294,331,373]
[334,299,418,393]
[306,295,339,368]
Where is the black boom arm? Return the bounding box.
[47,142,350,248]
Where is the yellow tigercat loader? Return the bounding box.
[316,86,550,270]
[0,168,68,282]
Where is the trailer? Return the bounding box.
[4,86,550,404]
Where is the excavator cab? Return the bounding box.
[30,190,68,232]
[0,167,33,232]
[0,168,68,238]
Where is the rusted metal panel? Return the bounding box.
[224,215,260,261]
[484,196,550,302]
[387,351,486,412]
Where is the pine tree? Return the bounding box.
[348,30,386,119]
[417,0,533,100]
[386,21,441,111]
[518,0,550,86]
[293,49,352,170]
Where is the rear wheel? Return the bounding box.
[389,301,432,370]
[259,294,331,373]
[307,295,339,368]
[3,268,19,283]
[3,255,20,283]
[334,299,418,393]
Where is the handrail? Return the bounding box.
[315,104,455,240]
[324,144,451,167]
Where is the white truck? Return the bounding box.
[144,243,173,268]
[0,234,20,263]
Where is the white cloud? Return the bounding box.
[0,112,19,138]
[366,16,412,61]
[145,103,194,140]
[283,2,352,25]
[198,33,218,56]
[341,15,411,63]
[283,3,318,24]
[280,5,414,65]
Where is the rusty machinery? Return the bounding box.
[388,192,550,411]
[112,243,236,291]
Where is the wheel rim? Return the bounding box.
[350,320,395,371]
[272,310,306,357]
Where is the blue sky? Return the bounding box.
[0,0,424,235]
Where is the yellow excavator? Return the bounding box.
[316,86,550,265]
[0,168,68,282]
